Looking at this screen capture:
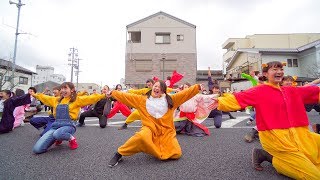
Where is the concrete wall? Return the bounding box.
[125,53,197,85]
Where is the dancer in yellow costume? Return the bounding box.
[118,79,175,130]
[209,61,320,179]
[108,81,201,167]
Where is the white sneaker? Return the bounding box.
[246,120,254,126]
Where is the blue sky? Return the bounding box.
[0,0,319,87]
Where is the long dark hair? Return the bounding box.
[15,88,25,97]
[115,84,122,90]
[148,80,174,109]
[261,61,284,81]
[59,82,77,103]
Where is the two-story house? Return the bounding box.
[125,11,197,88]
[222,33,320,78]
[0,59,36,92]
[222,34,320,91]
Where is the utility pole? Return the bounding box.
[75,58,82,89]
[9,0,25,88]
[68,47,78,83]
[161,53,166,80]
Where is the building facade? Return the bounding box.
[125,11,197,87]
[226,40,320,91]
[77,83,101,94]
[32,65,66,85]
[222,33,320,77]
[0,59,36,92]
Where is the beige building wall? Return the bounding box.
[125,53,197,86]
[126,15,196,54]
[125,12,197,86]
[77,83,101,94]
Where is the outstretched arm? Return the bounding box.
[127,88,150,95]
[171,84,200,108]
[305,78,320,86]
[76,94,106,107]
[33,93,57,107]
[111,90,144,109]
[12,93,31,108]
[241,73,258,86]
[209,87,259,112]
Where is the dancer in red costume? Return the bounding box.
[107,84,131,119]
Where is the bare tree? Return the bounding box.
[0,61,19,91]
[304,63,320,78]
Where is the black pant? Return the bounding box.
[305,104,320,112]
[208,109,222,128]
[79,110,107,128]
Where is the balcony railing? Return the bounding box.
[223,50,236,63]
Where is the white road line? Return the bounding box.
[220,116,250,128]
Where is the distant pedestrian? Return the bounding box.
[107,84,131,119]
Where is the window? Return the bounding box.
[287,59,298,67]
[160,59,177,72]
[128,31,141,43]
[19,77,28,85]
[287,59,292,67]
[135,59,153,72]
[4,76,11,81]
[292,59,298,67]
[177,34,184,41]
[88,86,93,89]
[155,33,170,44]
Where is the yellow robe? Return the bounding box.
[34,93,106,120]
[217,87,320,179]
[111,85,200,160]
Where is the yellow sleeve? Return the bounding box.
[75,94,106,107]
[127,88,150,95]
[171,84,200,108]
[111,90,144,109]
[217,93,241,112]
[33,93,58,107]
[77,91,88,96]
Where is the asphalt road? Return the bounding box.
[0,110,319,180]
